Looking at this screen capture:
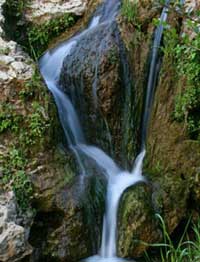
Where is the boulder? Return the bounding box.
[0,191,32,262]
[59,20,139,166]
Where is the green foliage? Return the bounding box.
[2,0,26,41]
[3,0,77,59]
[0,69,51,210]
[173,27,200,140]
[28,101,50,142]
[1,148,33,211]
[3,0,25,17]
[108,47,119,65]
[144,214,200,262]
[27,14,77,58]
[121,0,139,26]
[0,104,23,133]
[161,27,179,60]
[160,7,200,141]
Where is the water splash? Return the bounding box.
[77,144,145,259]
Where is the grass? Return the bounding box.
[144,214,200,262]
[121,0,139,26]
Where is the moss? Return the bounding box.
[118,184,161,257]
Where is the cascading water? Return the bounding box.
[39,0,170,261]
[141,0,171,149]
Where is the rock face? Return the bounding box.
[0,39,34,101]
[29,177,96,262]
[145,0,200,229]
[0,191,32,262]
[60,20,140,166]
[25,0,88,24]
[118,0,200,258]
[0,0,94,261]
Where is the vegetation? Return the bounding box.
[1,148,33,211]
[173,30,200,141]
[27,14,77,58]
[3,0,77,59]
[2,0,27,46]
[0,69,51,210]
[121,0,139,27]
[144,214,200,262]
[158,2,200,141]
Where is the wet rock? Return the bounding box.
[118,184,162,258]
[29,175,105,261]
[60,20,138,166]
[0,191,32,262]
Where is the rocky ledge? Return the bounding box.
[0,191,33,262]
[25,0,88,24]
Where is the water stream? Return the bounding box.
[39,0,170,261]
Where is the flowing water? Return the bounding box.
[39,0,171,261]
[141,0,171,149]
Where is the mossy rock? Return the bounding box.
[118,183,161,258]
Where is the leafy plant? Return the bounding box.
[160,5,200,141]
[121,0,139,26]
[173,26,200,140]
[1,147,33,211]
[0,104,23,133]
[27,13,77,58]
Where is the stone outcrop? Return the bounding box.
[25,0,88,24]
[59,19,142,166]
[29,178,94,261]
[0,191,32,262]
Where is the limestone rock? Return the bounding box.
[0,37,34,103]
[25,0,88,24]
[0,191,32,262]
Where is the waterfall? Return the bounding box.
[39,0,171,261]
[141,0,171,149]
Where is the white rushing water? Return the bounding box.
[77,145,145,261]
[39,0,171,261]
